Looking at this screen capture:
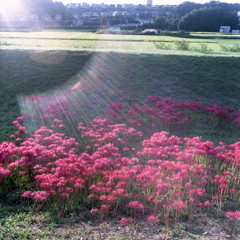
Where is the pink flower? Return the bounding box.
[172,201,185,211]
[223,171,231,176]
[147,215,159,224]
[90,208,99,215]
[203,201,211,207]
[119,217,130,226]
[188,198,197,203]
[198,201,211,207]
[100,204,110,211]
[21,191,32,199]
[87,194,96,199]
[127,201,144,210]
[99,195,107,201]
[32,191,49,201]
[229,189,237,194]
[226,211,240,220]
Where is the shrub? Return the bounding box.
[192,43,213,52]
[175,40,190,51]
[153,41,172,50]
[220,44,240,52]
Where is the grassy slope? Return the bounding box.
[1,49,240,142]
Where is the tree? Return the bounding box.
[176,1,202,18]
[100,15,108,25]
[153,16,169,29]
[52,2,66,17]
[178,7,239,32]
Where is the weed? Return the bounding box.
[220,44,240,52]
[153,41,172,50]
[193,43,213,52]
[175,40,190,51]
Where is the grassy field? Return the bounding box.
[1,30,240,53]
[0,30,240,239]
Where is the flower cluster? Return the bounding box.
[0,95,239,234]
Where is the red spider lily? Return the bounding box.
[172,201,185,211]
[100,204,110,211]
[0,95,239,234]
[226,211,240,220]
[127,201,144,210]
[198,201,211,207]
[229,189,237,194]
[147,215,159,224]
[90,208,99,215]
[119,217,131,226]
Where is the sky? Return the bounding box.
[59,0,240,6]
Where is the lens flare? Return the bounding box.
[0,0,24,14]
[27,49,67,65]
[17,51,130,135]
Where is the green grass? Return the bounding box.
[0,199,238,239]
[1,30,240,53]
[1,49,240,143]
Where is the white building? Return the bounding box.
[232,30,240,33]
[113,11,122,16]
[67,3,78,9]
[29,14,40,22]
[219,26,230,33]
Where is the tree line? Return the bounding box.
[2,0,240,32]
[143,1,240,32]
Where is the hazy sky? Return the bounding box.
[59,0,240,6]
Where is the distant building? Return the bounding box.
[147,0,152,6]
[219,26,230,33]
[55,14,62,22]
[42,14,52,22]
[232,30,240,33]
[81,2,89,8]
[29,14,39,22]
[113,11,122,16]
[109,27,121,31]
[67,3,78,9]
